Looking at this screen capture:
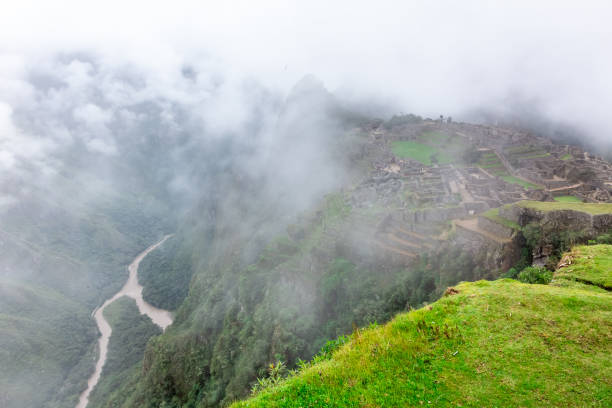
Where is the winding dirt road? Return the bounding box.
[75,235,173,408]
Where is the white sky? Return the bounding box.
[1,1,612,141]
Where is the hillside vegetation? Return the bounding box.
[233,245,612,407]
[0,281,97,408]
[0,191,169,408]
[138,236,193,310]
[110,193,490,407]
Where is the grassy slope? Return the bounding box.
[0,191,170,408]
[555,245,612,290]
[138,235,193,310]
[554,196,583,203]
[234,247,612,408]
[516,200,612,215]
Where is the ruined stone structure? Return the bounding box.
[341,119,612,270]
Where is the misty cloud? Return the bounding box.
[0,2,610,136]
[1,1,611,214]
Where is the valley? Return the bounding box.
[93,116,611,407]
[1,111,610,408]
[2,5,611,407]
[76,234,173,408]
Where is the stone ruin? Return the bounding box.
[338,119,612,267]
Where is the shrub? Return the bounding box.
[518,266,553,285]
[503,267,519,279]
[250,361,287,394]
[522,223,543,249]
[316,334,350,361]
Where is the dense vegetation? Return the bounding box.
[139,236,194,310]
[0,281,97,408]
[0,189,170,408]
[233,246,612,407]
[382,113,423,129]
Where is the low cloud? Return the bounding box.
[0,1,611,213]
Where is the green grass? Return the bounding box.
[500,175,541,189]
[516,200,612,215]
[233,248,612,408]
[391,141,453,165]
[553,195,583,203]
[554,245,612,290]
[482,208,521,230]
[561,154,572,161]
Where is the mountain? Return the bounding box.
[97,113,612,407]
[2,75,611,408]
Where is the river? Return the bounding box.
[75,235,173,408]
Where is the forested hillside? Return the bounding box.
[0,177,170,408]
[109,106,612,407]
